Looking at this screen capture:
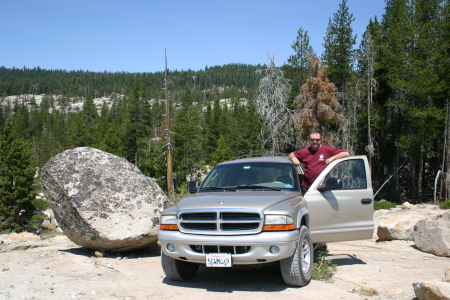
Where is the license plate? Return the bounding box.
[206,253,232,267]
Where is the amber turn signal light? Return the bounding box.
[263,224,295,231]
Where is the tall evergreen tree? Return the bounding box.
[82,94,99,146]
[123,75,151,164]
[210,135,232,166]
[321,0,357,93]
[172,90,204,185]
[0,120,38,232]
[441,0,450,200]
[376,0,414,201]
[284,28,314,105]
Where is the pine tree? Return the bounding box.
[0,120,38,232]
[376,0,445,203]
[284,28,314,105]
[82,94,99,146]
[441,0,450,200]
[210,135,232,166]
[172,90,204,185]
[321,0,356,93]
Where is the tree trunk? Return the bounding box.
[411,157,416,204]
[395,152,400,202]
[418,145,424,203]
[446,102,450,201]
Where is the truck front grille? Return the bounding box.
[178,209,263,235]
[190,245,251,254]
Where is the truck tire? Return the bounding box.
[161,252,199,280]
[280,226,313,286]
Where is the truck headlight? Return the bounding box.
[160,215,179,231]
[263,215,295,231]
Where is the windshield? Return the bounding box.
[200,162,299,191]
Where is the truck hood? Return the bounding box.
[175,191,298,212]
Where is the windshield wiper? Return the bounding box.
[235,185,281,191]
[200,186,237,191]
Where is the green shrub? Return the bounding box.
[439,199,450,210]
[312,244,337,281]
[313,257,337,281]
[374,200,397,210]
[174,183,189,203]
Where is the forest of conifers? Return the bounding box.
[0,0,449,211]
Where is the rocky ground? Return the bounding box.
[0,204,449,300]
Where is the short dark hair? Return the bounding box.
[309,130,321,137]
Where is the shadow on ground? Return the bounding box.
[162,264,292,293]
[59,242,161,259]
[325,254,366,266]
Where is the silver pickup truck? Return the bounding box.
[158,155,374,286]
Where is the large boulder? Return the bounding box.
[377,215,421,241]
[41,147,170,251]
[414,211,450,257]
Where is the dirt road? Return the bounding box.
[0,205,448,300]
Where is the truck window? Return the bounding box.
[324,159,367,189]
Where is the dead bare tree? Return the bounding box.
[255,55,293,153]
[163,49,174,203]
[364,32,378,169]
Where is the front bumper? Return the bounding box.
[158,229,299,265]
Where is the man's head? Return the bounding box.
[308,131,322,150]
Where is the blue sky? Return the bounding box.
[1,0,386,73]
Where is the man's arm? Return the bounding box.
[288,152,300,165]
[325,151,350,164]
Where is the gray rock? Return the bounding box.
[414,211,450,257]
[41,147,170,251]
[377,215,421,241]
[413,281,450,300]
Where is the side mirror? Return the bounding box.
[317,177,343,192]
[188,180,200,193]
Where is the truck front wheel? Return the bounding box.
[280,226,313,286]
[161,252,199,280]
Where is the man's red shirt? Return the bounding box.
[293,145,346,188]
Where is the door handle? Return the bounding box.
[361,198,373,205]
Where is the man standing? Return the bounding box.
[288,131,349,193]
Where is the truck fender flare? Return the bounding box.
[296,207,309,229]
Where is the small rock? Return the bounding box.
[401,202,414,210]
[94,250,105,258]
[444,268,450,283]
[413,281,450,300]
